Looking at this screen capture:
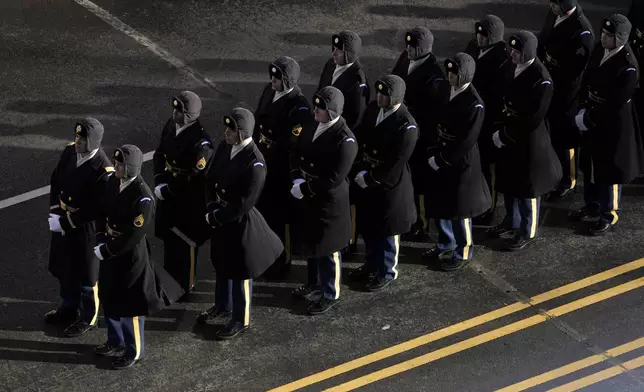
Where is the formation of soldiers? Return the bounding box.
[42,0,643,369]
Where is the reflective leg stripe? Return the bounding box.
[392,235,400,280]
[350,205,357,244]
[285,224,291,262]
[332,252,341,299]
[89,283,100,326]
[243,280,251,327]
[419,195,428,230]
[611,184,620,225]
[569,149,577,189]
[529,198,538,239]
[189,247,196,289]
[132,317,142,360]
[462,218,472,260]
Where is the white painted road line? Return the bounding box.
[0,151,156,211]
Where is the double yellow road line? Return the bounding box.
[268,258,644,392]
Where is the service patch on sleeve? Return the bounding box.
[133,214,145,227]
[292,124,303,136]
[196,157,207,170]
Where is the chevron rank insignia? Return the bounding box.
[196,157,207,170]
[133,214,144,227]
[292,124,302,136]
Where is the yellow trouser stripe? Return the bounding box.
[529,199,538,239]
[419,195,427,230]
[350,205,357,244]
[568,149,577,189]
[285,224,291,262]
[392,235,400,280]
[243,279,251,326]
[132,316,141,360]
[333,252,341,299]
[611,184,619,224]
[189,247,195,289]
[90,283,100,326]
[462,219,472,260]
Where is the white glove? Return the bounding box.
[205,212,211,225]
[154,184,167,200]
[354,170,368,189]
[94,244,104,261]
[492,131,504,148]
[48,213,63,233]
[292,178,306,186]
[575,109,588,131]
[428,156,439,171]
[290,183,304,199]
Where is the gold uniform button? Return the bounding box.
[268,129,272,134]
[371,164,376,168]
[373,149,377,154]
[172,160,176,164]
[260,125,263,130]
[173,173,178,177]
[221,189,226,194]
[300,157,304,161]
[215,183,218,188]
[68,196,72,201]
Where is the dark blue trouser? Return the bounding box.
[363,232,400,281]
[556,148,578,190]
[584,183,623,225]
[503,196,541,240]
[435,219,473,261]
[106,315,145,360]
[60,282,99,325]
[215,277,252,326]
[307,252,342,300]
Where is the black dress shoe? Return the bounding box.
[262,261,292,281]
[292,284,321,300]
[441,258,470,271]
[348,264,375,282]
[112,356,142,369]
[422,247,452,263]
[365,276,394,292]
[44,307,78,325]
[472,213,495,226]
[64,321,96,337]
[589,221,614,236]
[195,305,232,324]
[308,297,340,315]
[546,187,576,201]
[569,206,599,222]
[504,237,536,251]
[94,343,126,356]
[487,225,517,239]
[216,321,249,340]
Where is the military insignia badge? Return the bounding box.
[75,124,82,134]
[271,67,277,73]
[406,34,411,42]
[447,62,453,69]
[225,118,231,125]
[196,157,206,170]
[478,26,483,32]
[292,124,303,136]
[378,83,383,91]
[334,37,339,44]
[133,214,144,227]
[173,99,179,107]
[115,150,120,157]
[606,20,611,27]
[511,39,516,46]
[315,97,320,105]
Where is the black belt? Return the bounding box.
[106,224,122,237]
[503,104,519,117]
[437,124,456,141]
[213,192,229,207]
[588,91,605,104]
[59,198,79,213]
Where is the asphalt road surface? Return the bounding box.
[1,0,642,391]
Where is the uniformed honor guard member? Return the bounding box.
[46,118,113,337]
[289,86,358,314]
[491,31,562,251]
[152,91,213,294]
[349,75,418,289]
[199,108,284,339]
[93,145,184,369]
[571,15,643,234]
[629,2,644,145]
[538,0,594,201]
[316,31,370,254]
[253,56,311,279]
[392,26,445,240]
[424,54,491,270]
[464,15,511,225]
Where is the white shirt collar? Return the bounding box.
[514,58,535,78]
[554,7,576,27]
[272,87,294,103]
[408,54,431,74]
[76,148,98,168]
[601,45,624,66]
[175,122,191,136]
[231,137,253,159]
[450,83,471,101]
[332,62,354,84]
[376,103,401,126]
[313,117,340,142]
[119,176,137,193]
